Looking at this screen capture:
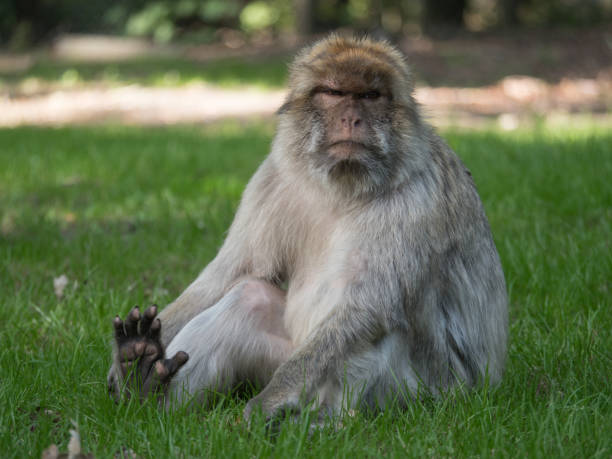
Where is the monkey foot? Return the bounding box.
[109,305,189,400]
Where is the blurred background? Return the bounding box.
[0,0,610,127]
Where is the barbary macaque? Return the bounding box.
[108,35,508,421]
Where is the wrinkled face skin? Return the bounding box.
[278,43,412,199]
[306,62,396,192]
[277,36,419,198]
[311,76,391,159]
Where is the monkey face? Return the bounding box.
[279,36,416,197]
[307,76,395,191]
[311,82,390,159]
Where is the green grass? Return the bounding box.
[0,123,610,457]
[0,55,289,91]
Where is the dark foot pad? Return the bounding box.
[110,305,189,400]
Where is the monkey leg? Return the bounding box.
[164,278,293,404]
[108,305,189,401]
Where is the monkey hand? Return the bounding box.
[243,378,302,426]
[107,305,189,402]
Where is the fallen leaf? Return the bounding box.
[68,426,81,458]
[41,444,59,459]
[41,421,94,459]
[53,275,69,299]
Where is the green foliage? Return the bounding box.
[199,0,241,22]
[0,2,18,44]
[121,0,292,41]
[1,0,611,48]
[125,2,174,41]
[517,0,612,26]
[240,1,281,32]
[124,0,242,43]
[0,123,610,457]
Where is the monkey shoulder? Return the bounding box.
[355,138,494,265]
[421,134,488,226]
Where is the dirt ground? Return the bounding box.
[0,28,610,128]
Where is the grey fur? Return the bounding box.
[108,35,507,420]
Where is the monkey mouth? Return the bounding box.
[328,157,370,181]
[327,140,369,159]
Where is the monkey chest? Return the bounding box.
[283,239,365,345]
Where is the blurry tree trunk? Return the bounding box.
[294,0,315,37]
[501,0,520,26]
[423,0,466,32]
[369,0,382,31]
[10,0,59,45]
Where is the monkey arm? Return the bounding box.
[244,269,402,420]
[157,247,250,345]
[157,158,287,345]
[106,231,257,398]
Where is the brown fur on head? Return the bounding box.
[276,34,422,200]
[288,34,414,104]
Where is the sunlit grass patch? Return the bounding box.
[0,55,289,93]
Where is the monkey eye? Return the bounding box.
[320,88,345,97]
[359,90,381,100]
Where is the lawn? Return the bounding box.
[0,122,610,457]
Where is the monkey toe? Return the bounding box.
[154,360,169,381]
[124,306,141,336]
[154,351,189,383]
[113,306,144,346]
[114,305,163,361]
[165,351,189,377]
[137,351,189,398]
[138,305,158,335]
[148,318,161,340]
[113,316,126,341]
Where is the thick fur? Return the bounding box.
[108,35,508,418]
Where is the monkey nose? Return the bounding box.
[341,118,361,129]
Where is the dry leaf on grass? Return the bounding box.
[53,275,69,299]
[40,421,94,459]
